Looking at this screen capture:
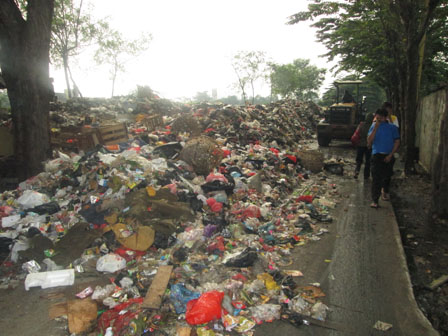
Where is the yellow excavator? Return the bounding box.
[317,80,366,146]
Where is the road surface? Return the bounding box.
[256,141,437,335]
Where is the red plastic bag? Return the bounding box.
[285,154,297,163]
[206,173,228,183]
[114,247,146,262]
[185,291,224,325]
[243,204,261,218]
[297,195,313,203]
[269,147,279,156]
[206,198,223,212]
[98,297,143,332]
[351,126,361,146]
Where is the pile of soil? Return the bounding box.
[392,175,448,335]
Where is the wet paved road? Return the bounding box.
[256,141,437,336]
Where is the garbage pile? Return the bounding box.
[49,88,183,128]
[189,100,320,147]
[0,98,343,335]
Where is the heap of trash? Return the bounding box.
[0,97,342,335]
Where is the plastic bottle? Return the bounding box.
[25,269,75,290]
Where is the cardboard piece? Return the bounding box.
[111,224,155,251]
[67,299,97,334]
[142,265,173,309]
[49,301,68,319]
[176,326,192,336]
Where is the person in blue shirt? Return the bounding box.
[367,108,400,208]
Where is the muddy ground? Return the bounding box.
[391,173,448,335]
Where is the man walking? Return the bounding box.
[367,108,400,208]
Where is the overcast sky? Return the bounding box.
[51,0,336,100]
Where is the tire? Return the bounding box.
[318,136,331,147]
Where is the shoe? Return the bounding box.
[381,192,390,201]
[370,202,379,209]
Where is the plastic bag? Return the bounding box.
[243,204,261,218]
[44,158,65,172]
[17,190,50,209]
[30,202,60,215]
[257,273,280,290]
[288,295,309,314]
[186,291,224,325]
[11,238,30,262]
[250,304,281,322]
[206,173,228,183]
[92,284,116,300]
[97,298,143,332]
[96,253,126,273]
[170,283,200,314]
[311,302,329,321]
[43,258,62,271]
[224,248,258,267]
[1,214,21,228]
[206,198,223,212]
[351,126,361,146]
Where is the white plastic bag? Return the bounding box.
[92,284,116,300]
[96,253,126,273]
[1,214,21,228]
[17,190,50,209]
[11,238,30,263]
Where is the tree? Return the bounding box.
[51,0,99,98]
[270,59,325,101]
[217,95,242,105]
[289,0,446,173]
[231,51,269,104]
[193,91,212,102]
[0,0,54,179]
[94,29,151,97]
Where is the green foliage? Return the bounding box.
[95,28,151,96]
[51,0,98,66]
[420,3,448,93]
[270,59,325,101]
[50,0,104,97]
[231,51,270,103]
[288,0,448,97]
[288,0,448,171]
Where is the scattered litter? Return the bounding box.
[0,97,344,335]
[373,320,393,331]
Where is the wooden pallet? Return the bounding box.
[143,114,164,132]
[98,123,128,145]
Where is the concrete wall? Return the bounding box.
[416,87,447,173]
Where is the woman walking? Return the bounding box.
[354,113,374,179]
